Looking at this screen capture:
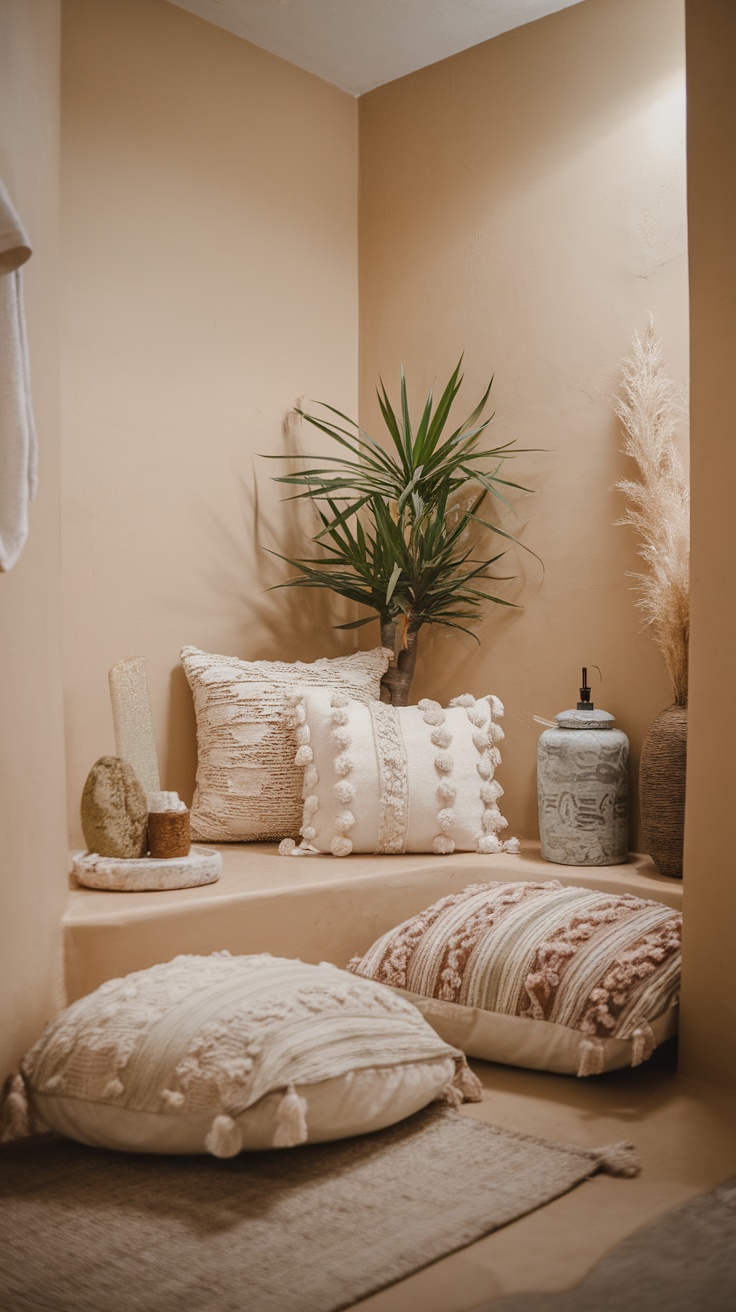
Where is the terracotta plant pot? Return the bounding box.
[639,703,687,879]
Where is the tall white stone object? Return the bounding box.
[537,670,629,866]
[108,656,161,797]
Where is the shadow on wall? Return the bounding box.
[163,408,358,803]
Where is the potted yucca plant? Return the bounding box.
[266,360,533,704]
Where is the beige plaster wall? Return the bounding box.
[679,0,736,1090]
[61,0,359,842]
[359,0,688,848]
[0,0,69,1084]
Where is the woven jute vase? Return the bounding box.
[639,703,687,879]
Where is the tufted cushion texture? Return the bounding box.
[181,645,390,842]
[280,689,519,857]
[347,882,682,1076]
[16,953,479,1156]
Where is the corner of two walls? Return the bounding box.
[7,0,728,1091]
[61,0,688,857]
[358,0,689,850]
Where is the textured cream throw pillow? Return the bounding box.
[181,645,390,841]
[347,882,682,1076]
[13,953,481,1157]
[279,689,519,857]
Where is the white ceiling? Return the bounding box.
[167,0,587,96]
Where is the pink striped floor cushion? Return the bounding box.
[347,881,682,1077]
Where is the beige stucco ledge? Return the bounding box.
[62,843,682,1005]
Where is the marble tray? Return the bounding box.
[71,845,223,892]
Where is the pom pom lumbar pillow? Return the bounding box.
[12,953,480,1156]
[347,882,681,1077]
[181,645,390,842]
[280,689,519,857]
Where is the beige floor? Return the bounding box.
[62,847,719,1309]
[354,1044,736,1311]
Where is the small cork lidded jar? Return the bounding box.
[147,791,191,859]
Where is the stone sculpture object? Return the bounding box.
[81,756,148,859]
[108,656,161,797]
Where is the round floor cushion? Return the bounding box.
[347,881,682,1077]
[15,953,480,1156]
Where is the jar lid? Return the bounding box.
[555,708,615,730]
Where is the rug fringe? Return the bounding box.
[591,1140,640,1178]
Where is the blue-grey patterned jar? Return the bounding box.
[537,708,629,866]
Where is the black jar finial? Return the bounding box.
[577,667,594,711]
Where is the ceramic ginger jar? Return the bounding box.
[537,705,629,867]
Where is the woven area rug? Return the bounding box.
[0,1106,636,1312]
[474,1177,736,1312]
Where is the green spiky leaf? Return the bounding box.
[262,361,538,635]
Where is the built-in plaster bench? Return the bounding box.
[66,662,681,1003]
[62,843,682,1004]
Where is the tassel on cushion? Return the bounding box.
[279,841,315,857]
[0,1073,30,1143]
[333,780,356,804]
[577,1037,606,1077]
[439,1083,464,1109]
[452,1057,483,1103]
[467,707,488,729]
[205,1113,243,1159]
[331,836,353,857]
[273,1084,308,1148]
[431,727,452,749]
[630,1023,655,1067]
[481,780,504,804]
[432,835,455,855]
[334,811,355,834]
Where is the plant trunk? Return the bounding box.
[639,702,687,879]
[379,621,419,706]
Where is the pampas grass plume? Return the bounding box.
[614,318,689,704]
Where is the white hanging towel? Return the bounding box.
[0,177,36,572]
